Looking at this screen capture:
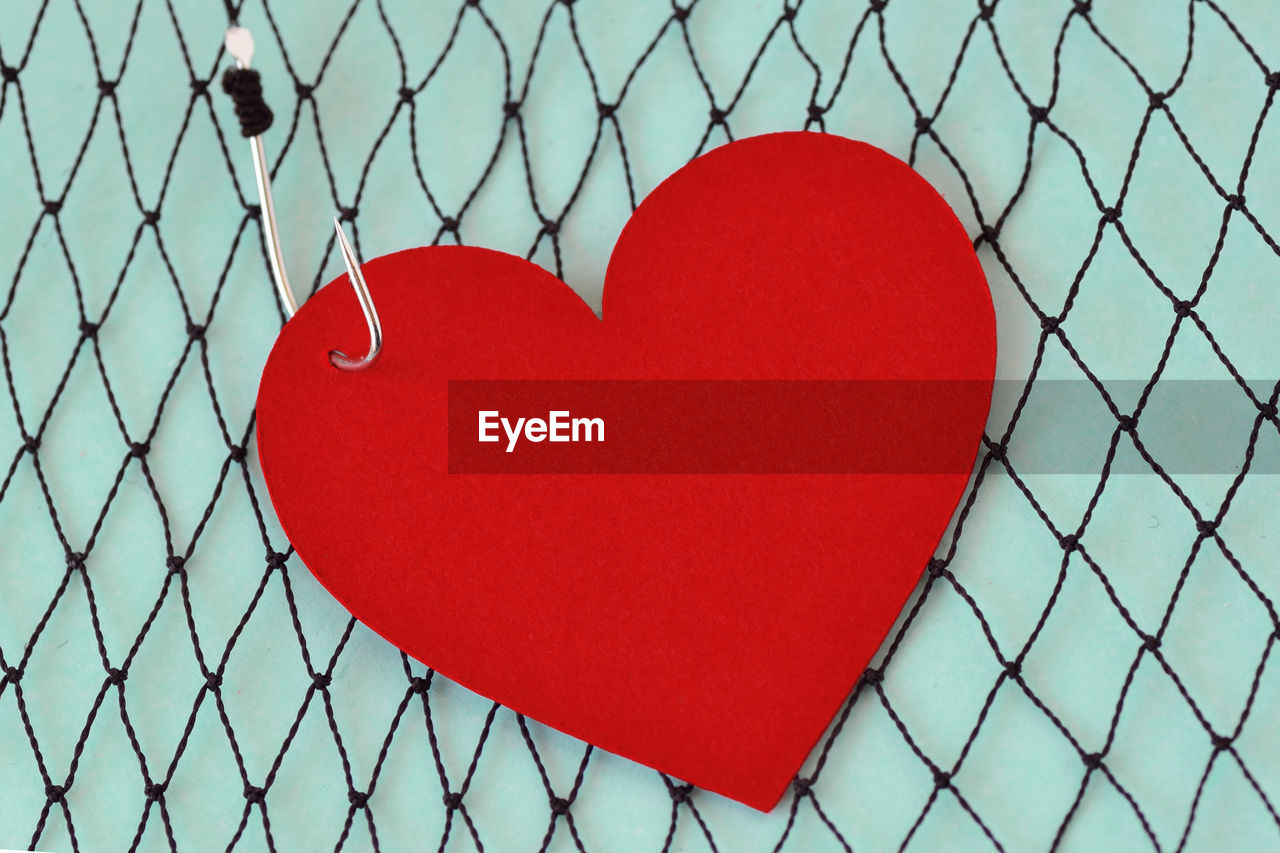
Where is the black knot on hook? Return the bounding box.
[503,100,521,118]
[186,322,206,340]
[673,6,691,22]
[1117,414,1136,433]
[23,434,41,453]
[1268,71,1280,91]
[143,210,160,226]
[398,86,415,103]
[442,791,464,810]
[550,796,571,815]
[190,78,209,96]
[266,550,288,571]
[66,551,87,572]
[98,78,118,96]
[1029,104,1049,123]
[165,555,185,575]
[0,65,18,83]
[145,781,166,801]
[129,441,150,458]
[709,106,727,124]
[1141,633,1161,652]
[1173,299,1193,318]
[106,667,127,686]
[441,216,459,233]
[914,116,932,134]
[339,206,358,222]
[349,789,370,808]
[1226,194,1245,211]
[294,81,315,98]
[46,784,67,803]
[79,320,99,338]
[669,784,693,804]
[221,67,274,138]
[862,667,884,686]
[1101,206,1121,223]
[44,199,62,215]
[312,672,332,689]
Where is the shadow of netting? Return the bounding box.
[1,0,1279,850]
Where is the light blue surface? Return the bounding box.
[1,0,1279,850]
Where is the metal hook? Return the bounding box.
[224,26,383,370]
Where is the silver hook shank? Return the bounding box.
[328,220,383,371]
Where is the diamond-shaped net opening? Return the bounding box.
[2,0,1279,850]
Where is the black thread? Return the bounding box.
[220,68,274,137]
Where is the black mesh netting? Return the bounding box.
[2,0,1280,850]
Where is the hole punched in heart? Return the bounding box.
[221,25,383,372]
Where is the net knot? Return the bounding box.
[398,86,415,103]
[4,665,21,684]
[503,100,521,118]
[186,322,206,340]
[339,206,358,221]
[145,781,166,801]
[933,769,952,788]
[709,106,727,124]
[1058,533,1080,553]
[869,0,887,12]
[1149,90,1166,108]
[1028,104,1049,123]
[44,199,62,215]
[46,783,67,803]
[1003,659,1022,677]
[914,115,932,133]
[106,667,127,686]
[312,672,332,689]
[673,6,691,22]
[205,672,223,690]
[1141,634,1161,652]
[442,791,464,810]
[793,777,813,796]
[66,551,87,572]
[0,65,17,83]
[266,550,288,571]
[79,320,99,338]
[1173,299,1192,318]
[1211,733,1234,751]
[549,796,571,815]
[981,224,1000,243]
[166,555,185,575]
[540,217,560,236]
[1073,0,1091,13]
[23,435,41,453]
[1082,752,1103,770]
[1117,414,1136,433]
[190,79,209,96]
[348,789,370,808]
[926,558,946,579]
[98,78,118,96]
[669,783,693,804]
[244,785,267,804]
[977,3,993,21]
[1261,402,1278,420]
[862,667,884,686]
[1196,518,1218,536]
[129,441,150,458]
[143,209,160,225]
[441,216,460,233]
[1226,194,1245,211]
[596,100,616,118]
[807,103,826,121]
[409,675,431,695]
[229,445,247,463]
[1040,315,1060,333]
[782,6,797,21]
[1266,71,1280,91]
[247,203,262,220]
[1101,206,1120,223]
[221,68,274,137]
[987,442,1007,462]
[294,81,315,99]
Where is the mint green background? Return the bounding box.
[2,0,1280,850]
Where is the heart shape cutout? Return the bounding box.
[256,132,995,810]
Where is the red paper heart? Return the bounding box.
[256,132,994,811]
